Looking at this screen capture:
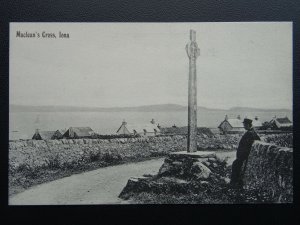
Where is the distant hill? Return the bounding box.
[228,107,292,112]
[10,104,292,113]
[10,104,187,112]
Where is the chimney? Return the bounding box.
[150,118,155,124]
[225,115,228,121]
[122,119,127,125]
[237,115,241,120]
[255,116,258,120]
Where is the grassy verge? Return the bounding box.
[127,182,276,204]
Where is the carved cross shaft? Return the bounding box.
[186,30,200,152]
[186,30,200,60]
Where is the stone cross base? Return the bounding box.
[158,151,217,178]
[118,150,229,201]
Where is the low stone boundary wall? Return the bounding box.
[9,133,292,180]
[245,141,293,203]
[9,134,242,173]
[9,136,187,173]
[259,133,293,148]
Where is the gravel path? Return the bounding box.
[9,151,236,205]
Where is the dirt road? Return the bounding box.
[9,151,235,205]
[9,158,165,205]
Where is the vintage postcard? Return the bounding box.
[9,22,293,205]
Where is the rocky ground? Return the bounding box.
[119,145,292,204]
[126,184,277,204]
[119,153,237,204]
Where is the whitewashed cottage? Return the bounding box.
[218,115,262,134]
[116,119,161,137]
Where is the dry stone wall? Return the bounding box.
[260,133,293,148]
[9,133,292,180]
[9,136,187,173]
[245,141,293,203]
[9,134,242,174]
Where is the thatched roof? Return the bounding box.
[32,130,56,140]
[219,118,262,128]
[64,127,94,137]
[126,124,160,133]
[271,117,292,128]
[275,117,292,124]
[58,129,67,134]
[117,123,160,134]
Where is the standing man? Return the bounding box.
[230,118,260,188]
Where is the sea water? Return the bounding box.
[9,111,292,140]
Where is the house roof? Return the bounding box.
[37,131,56,139]
[252,120,262,127]
[227,119,244,128]
[275,117,292,124]
[220,118,262,128]
[270,117,293,128]
[124,123,160,133]
[58,129,66,134]
[68,127,94,136]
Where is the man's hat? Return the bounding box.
[242,118,252,124]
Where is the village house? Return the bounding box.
[63,127,95,138]
[269,116,293,130]
[116,119,161,137]
[32,129,64,140]
[218,115,262,134]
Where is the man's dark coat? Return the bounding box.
[231,128,260,186]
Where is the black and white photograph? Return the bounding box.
[9,22,293,205]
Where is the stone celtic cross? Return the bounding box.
[186,30,200,152]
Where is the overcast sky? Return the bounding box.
[10,22,292,109]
